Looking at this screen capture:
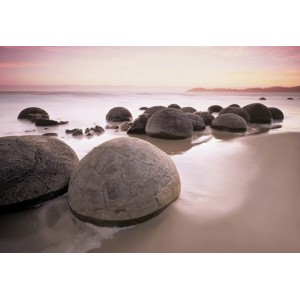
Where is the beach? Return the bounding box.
[0,91,300,252]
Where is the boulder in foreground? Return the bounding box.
[68,137,181,226]
[0,135,79,212]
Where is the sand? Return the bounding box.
[92,132,300,252]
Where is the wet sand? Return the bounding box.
[93,132,300,252]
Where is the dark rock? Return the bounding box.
[105,125,119,129]
[68,137,181,226]
[259,97,266,101]
[127,115,149,134]
[145,108,193,140]
[139,107,148,110]
[219,107,250,124]
[85,128,90,134]
[28,113,49,122]
[186,113,206,131]
[35,118,59,126]
[18,107,49,120]
[0,135,79,212]
[194,111,215,125]
[72,129,83,136]
[66,128,78,134]
[168,104,181,109]
[181,106,196,113]
[208,105,223,113]
[42,133,58,137]
[143,106,166,116]
[268,107,284,121]
[229,104,240,108]
[93,125,105,134]
[211,113,248,132]
[242,103,272,124]
[120,122,133,131]
[106,107,132,122]
[287,97,294,100]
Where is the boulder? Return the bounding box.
[219,107,250,124]
[72,129,83,136]
[259,97,266,101]
[145,108,193,139]
[105,125,119,129]
[186,113,206,131]
[139,107,148,110]
[35,118,68,126]
[18,107,49,120]
[93,125,105,134]
[127,115,149,134]
[194,111,215,125]
[287,97,294,100]
[0,135,79,212]
[242,103,272,124]
[143,106,166,116]
[208,105,223,113]
[229,104,240,108]
[66,128,78,134]
[42,133,58,137]
[68,137,181,226]
[120,122,133,131]
[106,107,132,122]
[181,106,196,113]
[168,104,181,109]
[211,113,248,132]
[268,107,284,121]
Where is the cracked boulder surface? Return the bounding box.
[0,135,79,212]
[68,137,181,227]
[17,107,49,120]
[106,107,132,122]
[211,113,248,132]
[145,108,193,139]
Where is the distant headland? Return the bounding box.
[187,86,300,93]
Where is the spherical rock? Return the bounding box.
[0,135,79,212]
[143,106,166,116]
[145,108,193,139]
[208,105,223,113]
[186,113,206,131]
[106,107,132,122]
[242,103,272,124]
[181,106,196,113]
[229,104,240,108]
[211,113,248,132]
[259,97,266,101]
[219,107,250,124]
[194,111,215,125]
[18,107,49,120]
[127,115,149,134]
[68,137,181,226]
[268,107,284,121]
[168,104,181,109]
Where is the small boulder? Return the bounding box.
[145,108,193,140]
[42,133,58,137]
[120,122,133,131]
[105,125,119,130]
[127,115,149,134]
[268,107,284,121]
[0,135,79,212]
[93,125,105,134]
[219,107,250,124]
[186,113,206,131]
[139,107,148,110]
[35,118,59,126]
[194,111,215,125]
[287,97,294,100]
[68,137,181,226]
[106,107,132,122]
[259,97,267,101]
[143,106,166,116]
[168,104,181,109]
[208,105,223,113]
[181,106,196,113]
[18,107,49,120]
[229,104,240,108]
[211,113,248,132]
[243,103,272,124]
[72,129,83,136]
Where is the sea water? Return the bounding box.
[0,91,299,252]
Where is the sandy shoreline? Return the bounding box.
[91,132,300,252]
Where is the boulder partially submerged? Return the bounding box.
[219,106,250,124]
[243,103,272,124]
[211,113,248,132]
[0,135,79,212]
[68,137,181,226]
[268,107,284,121]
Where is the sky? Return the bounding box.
[0,46,299,90]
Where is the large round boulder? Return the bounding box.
[186,113,206,131]
[18,107,49,120]
[0,135,79,212]
[194,111,215,125]
[208,105,223,113]
[219,106,250,123]
[211,113,248,132]
[242,103,272,124]
[68,137,181,226]
[145,108,193,139]
[106,107,132,122]
[268,107,284,121]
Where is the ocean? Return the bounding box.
[0,90,300,252]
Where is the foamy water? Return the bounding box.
[0,91,300,252]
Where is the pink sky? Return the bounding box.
[0,46,299,89]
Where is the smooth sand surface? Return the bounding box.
[93,132,300,252]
